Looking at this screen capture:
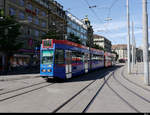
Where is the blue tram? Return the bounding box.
[40,39,110,80]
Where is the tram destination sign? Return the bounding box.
[42,39,53,48]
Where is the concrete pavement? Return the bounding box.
[0,74,40,81]
[0,63,150,113]
[87,62,150,113]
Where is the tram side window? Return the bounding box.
[100,55,104,61]
[72,51,83,63]
[92,54,104,61]
[92,54,99,61]
[55,49,65,64]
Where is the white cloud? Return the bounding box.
[92,21,127,33]
[109,30,142,39]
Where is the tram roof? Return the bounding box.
[42,39,104,54]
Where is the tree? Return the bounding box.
[0,16,23,72]
[92,44,104,51]
[68,33,82,45]
[41,30,60,40]
[0,9,4,17]
[111,51,119,61]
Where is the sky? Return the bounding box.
[56,0,150,47]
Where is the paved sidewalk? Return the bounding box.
[0,66,40,81]
[87,62,150,113]
[0,74,40,81]
[128,62,150,87]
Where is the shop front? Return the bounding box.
[10,54,31,68]
[0,53,5,72]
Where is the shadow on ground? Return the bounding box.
[47,65,124,83]
[0,65,40,76]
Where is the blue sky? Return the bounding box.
[56,0,150,47]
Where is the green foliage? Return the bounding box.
[111,51,119,61]
[68,33,82,45]
[41,30,60,40]
[0,9,4,17]
[92,44,104,51]
[0,16,23,56]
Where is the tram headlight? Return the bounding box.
[47,69,52,72]
[42,69,46,72]
[48,65,52,67]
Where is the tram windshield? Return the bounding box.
[42,50,54,65]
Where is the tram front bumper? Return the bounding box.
[40,69,53,77]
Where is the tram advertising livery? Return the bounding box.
[40,39,115,80]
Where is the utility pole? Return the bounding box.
[142,0,149,85]
[132,21,136,68]
[132,21,134,69]
[3,0,6,16]
[127,0,131,74]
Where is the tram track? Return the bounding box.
[113,71,150,103]
[121,66,150,92]
[0,67,114,104]
[0,81,55,102]
[0,81,47,96]
[52,67,115,113]
[108,66,150,113]
[103,67,140,112]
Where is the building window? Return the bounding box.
[28,15,32,22]
[35,8,40,15]
[35,30,39,37]
[19,0,25,6]
[19,12,25,19]
[41,21,46,28]
[9,8,16,16]
[27,28,32,36]
[27,4,33,10]
[41,11,46,17]
[35,18,39,25]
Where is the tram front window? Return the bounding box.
[42,50,54,65]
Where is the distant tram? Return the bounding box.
[40,39,115,80]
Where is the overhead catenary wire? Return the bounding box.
[83,0,119,34]
[83,0,104,24]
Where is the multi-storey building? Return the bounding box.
[66,12,88,45]
[0,0,67,68]
[112,44,127,61]
[93,34,112,52]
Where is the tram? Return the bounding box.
[40,39,114,80]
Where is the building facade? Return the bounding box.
[93,34,112,52]
[112,44,127,61]
[0,0,67,69]
[66,12,88,45]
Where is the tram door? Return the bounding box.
[65,50,72,79]
[84,53,89,73]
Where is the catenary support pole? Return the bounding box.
[127,0,131,74]
[132,21,134,69]
[142,0,149,85]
